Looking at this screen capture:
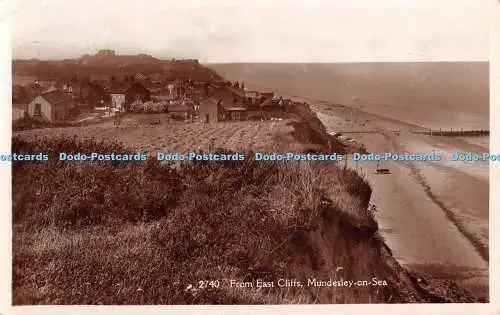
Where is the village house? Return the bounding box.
[244,90,275,110]
[212,85,245,107]
[244,90,261,107]
[12,84,46,121]
[144,82,165,94]
[224,105,248,121]
[165,80,181,100]
[157,79,181,100]
[199,97,226,123]
[50,81,78,102]
[204,85,245,121]
[149,79,194,102]
[54,81,111,110]
[107,81,151,111]
[27,89,74,122]
[198,85,277,122]
[199,100,248,122]
[79,82,110,109]
[59,82,76,94]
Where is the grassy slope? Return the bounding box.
[12,105,479,304]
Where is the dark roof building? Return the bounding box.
[144,82,165,93]
[223,106,248,121]
[79,82,111,107]
[211,85,245,108]
[107,81,134,94]
[106,82,151,111]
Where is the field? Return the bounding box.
[14,112,338,155]
[16,115,291,153]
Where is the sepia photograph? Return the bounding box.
[1,0,498,312]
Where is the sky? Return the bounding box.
[7,0,493,62]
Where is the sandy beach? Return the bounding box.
[312,103,489,297]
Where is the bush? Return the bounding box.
[129,100,144,113]
[12,116,75,131]
[12,137,182,228]
[128,101,169,114]
[143,102,153,113]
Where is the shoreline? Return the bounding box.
[310,101,489,297]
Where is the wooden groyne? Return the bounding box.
[411,128,489,137]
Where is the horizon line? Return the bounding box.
[12,57,490,63]
[11,49,489,63]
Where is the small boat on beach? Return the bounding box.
[375,161,391,175]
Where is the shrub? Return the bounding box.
[12,116,75,131]
[143,102,153,113]
[130,100,144,113]
[12,137,182,228]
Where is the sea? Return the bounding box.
[207,62,489,131]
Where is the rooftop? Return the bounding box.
[107,82,133,94]
[145,82,165,91]
[40,89,73,106]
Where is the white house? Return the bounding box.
[27,90,73,122]
[110,93,126,111]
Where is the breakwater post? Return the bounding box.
[411,128,489,137]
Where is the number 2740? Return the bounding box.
[198,280,220,288]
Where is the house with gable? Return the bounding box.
[201,85,247,121]
[107,81,151,111]
[27,89,74,122]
